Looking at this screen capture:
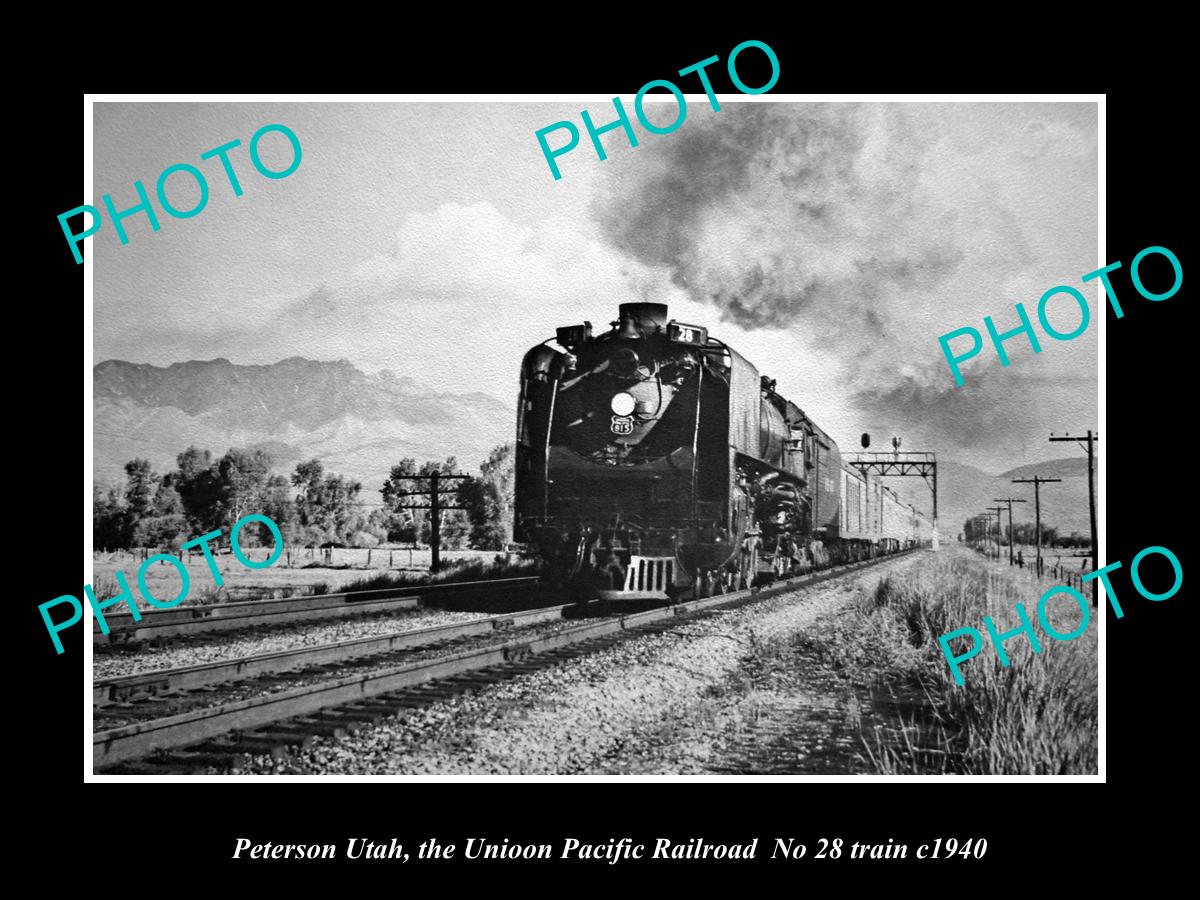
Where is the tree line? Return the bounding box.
[94,443,515,553]
[961,517,1090,549]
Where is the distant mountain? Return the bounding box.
[998,457,1088,481]
[94,359,1097,539]
[888,456,1093,540]
[94,358,515,491]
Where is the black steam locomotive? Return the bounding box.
[514,303,932,600]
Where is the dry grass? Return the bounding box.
[810,547,1097,775]
[89,548,510,605]
[338,556,541,593]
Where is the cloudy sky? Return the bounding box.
[93,100,1098,474]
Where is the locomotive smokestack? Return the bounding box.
[617,302,669,336]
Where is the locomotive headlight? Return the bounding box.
[611,392,637,416]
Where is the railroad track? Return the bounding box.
[93,576,541,645]
[93,602,572,707]
[93,551,919,773]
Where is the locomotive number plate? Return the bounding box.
[610,415,634,435]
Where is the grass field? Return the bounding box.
[798,545,1098,775]
[91,547,507,604]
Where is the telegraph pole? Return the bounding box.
[993,497,1028,565]
[430,471,441,573]
[1050,431,1100,605]
[1012,476,1061,577]
[988,506,1005,560]
[391,471,471,573]
[977,512,997,558]
[969,514,989,553]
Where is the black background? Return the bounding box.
[20,24,1188,887]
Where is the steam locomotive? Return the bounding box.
[514,303,933,600]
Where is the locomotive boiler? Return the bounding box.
[514,302,929,600]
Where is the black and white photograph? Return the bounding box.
[84,97,1103,778]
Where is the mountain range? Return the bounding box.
[93,357,515,493]
[888,457,1093,540]
[93,357,1096,537]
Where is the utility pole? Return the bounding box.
[1012,476,1062,577]
[1050,431,1100,605]
[976,514,990,554]
[977,512,996,557]
[430,470,441,574]
[993,497,1028,565]
[988,506,1005,560]
[390,471,471,573]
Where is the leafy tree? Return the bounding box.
[365,507,391,544]
[124,459,158,521]
[129,470,189,549]
[260,474,298,545]
[458,477,506,549]
[1008,521,1060,547]
[291,459,362,544]
[474,443,514,548]
[416,457,469,549]
[132,512,189,550]
[93,483,127,549]
[219,448,272,524]
[152,475,184,516]
[175,446,225,533]
[381,457,420,543]
[381,457,418,510]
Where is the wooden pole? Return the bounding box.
[1086,430,1099,605]
[430,470,441,573]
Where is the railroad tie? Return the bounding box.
[305,711,368,734]
[384,695,439,709]
[109,760,206,776]
[225,735,294,759]
[182,739,285,763]
[334,707,388,724]
[243,729,317,751]
[347,701,402,715]
[288,717,350,739]
[154,748,246,769]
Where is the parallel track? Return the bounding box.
[93,551,918,773]
[93,576,540,645]
[93,602,571,706]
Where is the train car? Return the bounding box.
[514,302,931,601]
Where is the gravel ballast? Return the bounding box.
[244,554,927,775]
[92,609,491,680]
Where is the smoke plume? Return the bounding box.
[592,103,964,387]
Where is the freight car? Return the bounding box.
[514,303,932,600]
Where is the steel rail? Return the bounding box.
[93,576,540,644]
[93,551,917,770]
[93,602,571,706]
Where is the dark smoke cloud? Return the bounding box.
[592,104,963,358]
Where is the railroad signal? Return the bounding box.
[845,443,939,550]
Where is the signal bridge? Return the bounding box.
[842,450,939,551]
